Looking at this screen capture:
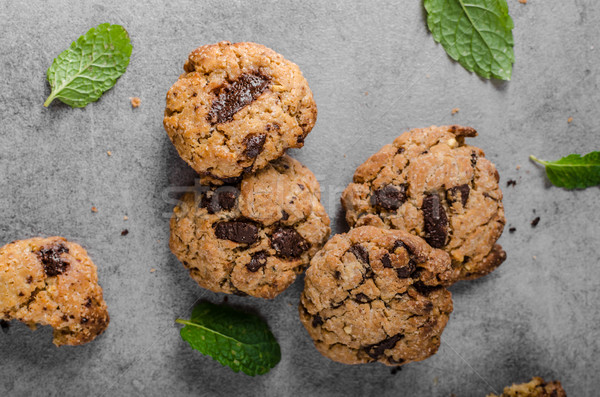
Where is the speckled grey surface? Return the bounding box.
[0,0,598,396]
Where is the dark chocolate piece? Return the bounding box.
[214,221,258,244]
[271,228,309,258]
[208,73,270,124]
[422,193,448,248]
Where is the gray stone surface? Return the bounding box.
[0,0,598,395]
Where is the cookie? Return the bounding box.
[164,41,317,185]
[170,154,330,299]
[299,226,456,366]
[487,377,566,397]
[0,237,109,346]
[341,125,506,280]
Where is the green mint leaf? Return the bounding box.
[530,152,600,189]
[424,0,515,80]
[176,302,281,376]
[44,23,132,108]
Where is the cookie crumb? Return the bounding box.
[425,74,430,78]
[365,92,369,96]
[509,227,516,233]
[150,268,156,273]
[531,217,540,227]
[532,255,537,260]
[107,151,112,156]
[567,117,573,123]
[91,206,98,213]
[123,216,129,221]
[516,164,521,170]
[506,179,517,187]
[121,229,129,236]
[451,108,460,115]
[519,0,527,4]
[130,97,141,108]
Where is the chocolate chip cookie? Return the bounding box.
[341,125,506,280]
[0,237,109,346]
[487,377,566,397]
[170,154,330,299]
[164,41,318,185]
[299,226,456,366]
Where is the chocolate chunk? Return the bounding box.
[381,253,392,268]
[271,228,309,258]
[85,298,92,308]
[202,188,239,214]
[412,282,441,296]
[371,184,408,211]
[531,217,540,227]
[396,260,416,278]
[208,73,270,124]
[446,184,470,207]
[0,320,9,333]
[281,210,289,221]
[364,333,404,359]
[507,179,517,187]
[246,251,268,272]
[392,240,412,254]
[26,276,33,284]
[312,314,324,328]
[214,221,258,244]
[121,229,129,236]
[422,193,448,248]
[334,270,341,280]
[509,227,516,233]
[355,293,370,303]
[243,134,267,158]
[348,244,369,264]
[36,244,69,277]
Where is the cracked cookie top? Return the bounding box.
[170,154,330,299]
[0,237,109,346]
[487,377,566,397]
[299,226,455,366]
[164,41,317,185]
[341,125,506,280]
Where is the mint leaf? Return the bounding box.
[176,302,281,376]
[530,152,600,189]
[44,23,132,108]
[424,0,515,80]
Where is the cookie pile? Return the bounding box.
[164,42,506,368]
[299,125,506,366]
[166,42,330,299]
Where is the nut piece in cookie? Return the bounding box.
[163,41,318,185]
[170,155,330,299]
[299,226,456,366]
[487,377,566,397]
[341,125,506,281]
[0,237,109,346]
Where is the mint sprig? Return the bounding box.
[176,302,281,376]
[44,23,132,108]
[424,0,515,80]
[531,152,600,189]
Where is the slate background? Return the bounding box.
[1,0,599,396]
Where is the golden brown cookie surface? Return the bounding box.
[0,237,109,346]
[170,155,330,299]
[341,125,506,280]
[164,41,317,185]
[487,377,566,397]
[299,226,455,366]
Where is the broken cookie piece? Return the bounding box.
[0,237,109,346]
[487,377,566,397]
[299,226,456,366]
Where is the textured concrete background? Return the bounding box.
[0,0,599,396]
